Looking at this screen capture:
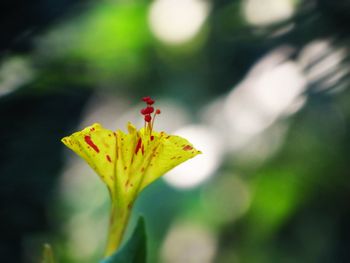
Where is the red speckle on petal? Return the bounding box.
[151,135,154,141]
[84,135,100,153]
[106,155,112,162]
[135,138,142,154]
[183,145,193,151]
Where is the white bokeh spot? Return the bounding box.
[148,0,210,45]
[164,125,221,189]
[243,0,295,26]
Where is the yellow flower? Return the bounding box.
[61,97,201,257]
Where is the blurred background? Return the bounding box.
[1,0,350,262]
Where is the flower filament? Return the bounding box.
[140,96,161,137]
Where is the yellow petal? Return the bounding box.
[138,130,201,191]
[113,124,141,199]
[61,123,117,195]
[61,122,201,197]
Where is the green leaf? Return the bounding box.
[101,217,147,263]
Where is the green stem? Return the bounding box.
[104,201,132,257]
[41,244,55,263]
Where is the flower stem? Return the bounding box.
[104,201,132,257]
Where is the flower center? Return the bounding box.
[140,96,161,136]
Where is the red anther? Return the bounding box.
[147,99,155,105]
[146,106,154,113]
[142,96,151,102]
[140,108,147,115]
[156,109,161,114]
[141,106,154,115]
[144,114,152,122]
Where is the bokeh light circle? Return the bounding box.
[164,125,222,189]
[148,0,209,45]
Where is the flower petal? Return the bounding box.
[139,131,201,191]
[113,124,141,197]
[61,123,117,195]
[61,122,201,197]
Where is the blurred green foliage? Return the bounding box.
[1,0,350,263]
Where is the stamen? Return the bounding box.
[140,97,161,137]
[146,106,154,113]
[151,108,161,134]
[141,106,154,115]
[147,99,155,105]
[144,114,152,122]
[142,96,151,102]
